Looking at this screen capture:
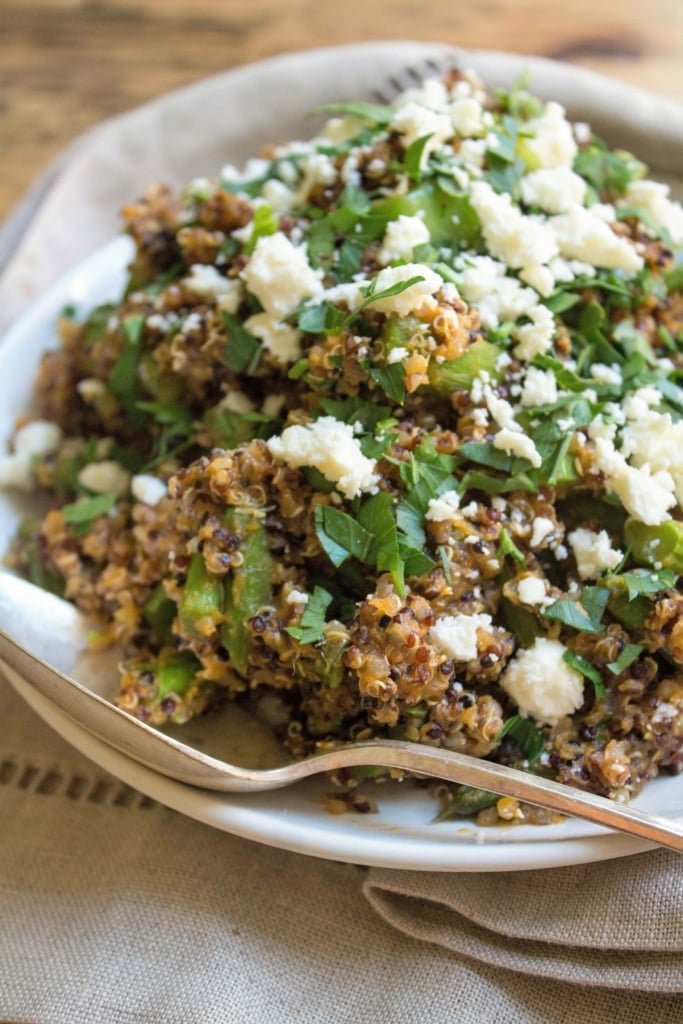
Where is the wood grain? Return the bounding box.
[1,0,682,220]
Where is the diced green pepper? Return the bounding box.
[624,519,683,574]
[178,553,224,636]
[427,340,501,393]
[142,583,177,641]
[155,652,202,700]
[221,509,274,676]
[434,785,498,822]
[371,183,480,249]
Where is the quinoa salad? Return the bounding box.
[3,68,683,826]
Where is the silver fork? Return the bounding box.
[1,573,682,852]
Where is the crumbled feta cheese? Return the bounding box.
[620,406,683,506]
[568,527,623,580]
[364,263,443,316]
[266,416,379,500]
[519,263,554,297]
[523,102,577,169]
[589,363,622,386]
[391,102,453,161]
[458,138,487,171]
[184,264,241,307]
[469,181,558,272]
[286,589,309,607]
[500,637,584,724]
[242,232,323,318]
[77,378,106,404]
[492,428,542,468]
[131,474,167,506]
[14,420,63,459]
[429,612,493,662]
[261,178,295,214]
[449,96,486,137]
[513,305,556,361]
[220,390,256,414]
[77,460,131,497]
[550,206,643,273]
[620,179,683,246]
[0,420,63,491]
[244,312,302,363]
[530,516,555,548]
[520,366,558,407]
[262,394,286,418]
[387,346,409,364]
[517,577,549,606]
[592,436,676,525]
[425,489,461,522]
[456,255,538,328]
[520,166,587,214]
[378,215,431,266]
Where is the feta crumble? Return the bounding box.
[242,232,323,318]
[266,416,379,500]
[500,638,585,724]
[568,528,623,580]
[429,612,493,662]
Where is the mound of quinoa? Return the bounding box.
[3,67,683,825]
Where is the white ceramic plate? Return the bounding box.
[1,235,682,871]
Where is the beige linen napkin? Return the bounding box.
[1,42,683,1022]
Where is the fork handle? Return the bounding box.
[289,739,683,853]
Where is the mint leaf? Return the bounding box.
[370,364,406,404]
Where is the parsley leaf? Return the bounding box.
[496,715,545,764]
[618,568,676,599]
[370,364,406,404]
[222,313,262,373]
[62,492,118,532]
[497,528,525,565]
[543,586,610,634]
[314,505,373,566]
[315,101,396,126]
[285,586,334,644]
[562,650,605,696]
[110,315,146,428]
[607,643,644,676]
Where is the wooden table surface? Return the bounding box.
[1,0,682,221]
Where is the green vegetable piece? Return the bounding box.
[624,519,683,574]
[433,785,498,822]
[370,364,406,405]
[142,583,177,641]
[562,650,605,697]
[221,509,274,676]
[17,519,65,596]
[543,585,610,634]
[607,643,644,676]
[62,492,118,526]
[371,183,480,249]
[222,313,262,374]
[427,340,501,394]
[500,598,541,649]
[110,314,147,428]
[497,528,525,565]
[155,652,202,701]
[81,303,117,345]
[286,586,333,644]
[496,715,545,764]
[179,553,224,636]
